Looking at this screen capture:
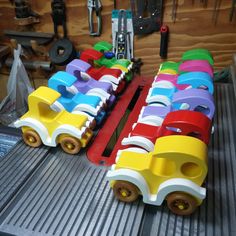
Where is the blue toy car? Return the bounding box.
[48,71,106,127]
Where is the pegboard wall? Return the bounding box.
[0,0,236,78]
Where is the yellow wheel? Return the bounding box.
[113,181,139,203]
[23,130,42,148]
[166,192,197,215]
[60,136,81,154]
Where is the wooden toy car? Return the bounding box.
[146,88,215,119]
[66,59,116,108]
[122,110,212,151]
[181,48,214,65]
[14,87,93,154]
[48,71,106,126]
[106,135,208,215]
[66,59,121,97]
[159,59,213,77]
[153,71,214,94]
[82,41,133,82]
[80,49,126,93]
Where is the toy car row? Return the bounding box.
[106,49,215,216]
[14,41,133,155]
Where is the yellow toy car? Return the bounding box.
[14,86,93,154]
[106,135,208,215]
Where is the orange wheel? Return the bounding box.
[60,136,81,154]
[113,181,139,203]
[166,192,197,215]
[23,130,42,148]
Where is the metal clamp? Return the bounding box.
[130,0,163,35]
[51,0,67,38]
[87,0,102,36]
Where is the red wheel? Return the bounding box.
[113,181,139,203]
[23,130,42,148]
[60,136,81,154]
[166,192,197,215]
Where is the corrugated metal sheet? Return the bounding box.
[0,150,144,236]
[0,141,49,211]
[0,83,235,236]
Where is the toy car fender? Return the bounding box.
[107,169,206,206]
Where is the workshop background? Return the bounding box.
[0,0,236,101]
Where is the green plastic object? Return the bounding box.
[160,61,181,73]
[182,49,214,65]
[93,41,133,82]
[94,41,113,52]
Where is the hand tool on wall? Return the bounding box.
[159,25,169,59]
[10,0,40,26]
[112,9,134,60]
[130,0,163,35]
[87,0,102,36]
[229,0,236,21]
[51,0,67,38]
[50,0,76,65]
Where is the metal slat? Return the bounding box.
[0,83,236,236]
[0,141,49,211]
[0,151,145,236]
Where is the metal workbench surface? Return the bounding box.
[0,83,235,236]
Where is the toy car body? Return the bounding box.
[153,72,214,94]
[48,71,106,126]
[106,135,208,215]
[14,87,93,154]
[159,59,213,77]
[145,88,215,119]
[80,49,127,93]
[82,41,133,82]
[93,41,133,72]
[181,48,214,65]
[122,110,212,151]
[179,60,213,77]
[66,59,118,102]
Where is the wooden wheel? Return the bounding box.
[60,136,81,154]
[166,192,197,215]
[23,130,42,148]
[90,119,97,130]
[113,181,139,203]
